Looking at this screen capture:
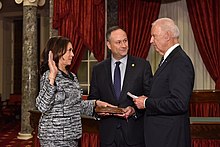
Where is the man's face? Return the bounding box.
[107,29,129,60]
[150,25,167,56]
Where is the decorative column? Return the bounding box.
[15,0,45,140]
[49,0,58,37]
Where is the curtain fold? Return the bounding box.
[81,132,100,147]
[53,0,105,73]
[190,103,220,117]
[186,0,220,89]
[53,0,70,29]
[192,139,220,147]
[118,0,161,58]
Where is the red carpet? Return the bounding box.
[0,120,33,147]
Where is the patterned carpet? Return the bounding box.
[0,120,33,147]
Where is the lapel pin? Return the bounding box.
[132,63,135,67]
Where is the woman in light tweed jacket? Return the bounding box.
[36,36,112,147]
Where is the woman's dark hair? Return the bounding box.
[40,36,72,76]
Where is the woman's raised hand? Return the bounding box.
[48,51,58,84]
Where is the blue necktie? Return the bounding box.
[114,61,121,100]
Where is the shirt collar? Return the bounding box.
[111,55,128,66]
[164,43,179,60]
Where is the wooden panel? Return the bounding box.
[190,90,220,117]
[190,117,220,125]
[191,90,220,103]
[190,124,220,139]
[29,90,220,141]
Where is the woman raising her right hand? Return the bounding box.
[36,36,114,147]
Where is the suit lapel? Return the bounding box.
[104,58,119,101]
[104,58,115,91]
[153,46,181,79]
[120,56,136,100]
[106,56,137,101]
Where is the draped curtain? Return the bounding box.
[80,133,100,147]
[192,139,220,147]
[118,0,161,58]
[53,0,105,73]
[186,0,220,89]
[190,103,220,117]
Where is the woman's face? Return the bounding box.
[59,42,74,68]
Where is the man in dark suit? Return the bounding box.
[133,18,195,147]
[88,26,153,147]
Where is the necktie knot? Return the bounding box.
[115,61,121,66]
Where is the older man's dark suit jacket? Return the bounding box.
[145,46,195,147]
[88,55,152,146]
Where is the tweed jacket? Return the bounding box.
[36,70,94,141]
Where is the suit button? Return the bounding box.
[116,123,121,129]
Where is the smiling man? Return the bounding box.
[88,26,153,147]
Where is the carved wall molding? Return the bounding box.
[15,0,45,6]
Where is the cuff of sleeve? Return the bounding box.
[92,100,98,117]
[144,98,147,109]
[132,112,138,119]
